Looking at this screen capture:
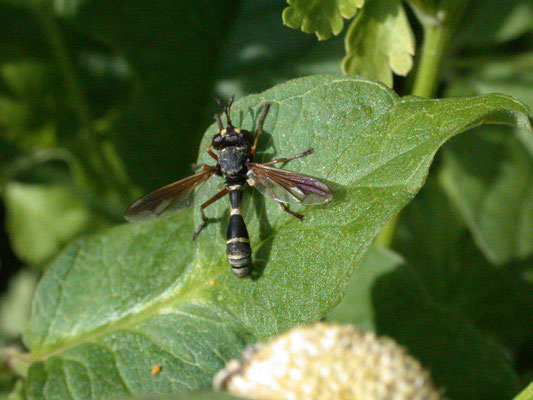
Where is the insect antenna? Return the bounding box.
[225,95,234,126]
[214,113,223,131]
[214,97,224,110]
[214,96,235,127]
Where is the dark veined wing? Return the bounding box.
[248,163,332,205]
[124,168,216,222]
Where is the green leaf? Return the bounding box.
[108,391,243,400]
[395,178,533,352]
[440,128,533,264]
[22,76,533,398]
[3,182,102,265]
[443,59,533,264]
[328,245,522,400]
[0,269,38,338]
[514,381,533,400]
[342,0,415,87]
[183,390,244,400]
[447,56,533,155]
[283,0,364,40]
[326,244,402,328]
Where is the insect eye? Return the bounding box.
[212,134,223,149]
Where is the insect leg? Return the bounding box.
[250,103,271,160]
[191,187,229,240]
[262,148,314,166]
[206,143,218,161]
[258,176,305,221]
[279,202,304,221]
[191,163,214,171]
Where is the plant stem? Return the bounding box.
[412,0,469,98]
[33,3,134,206]
[376,0,469,247]
[411,23,450,97]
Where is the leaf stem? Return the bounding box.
[411,24,449,97]
[412,0,469,98]
[33,3,134,207]
[377,0,469,246]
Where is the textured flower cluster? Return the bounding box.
[214,323,443,400]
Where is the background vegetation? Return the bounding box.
[0,0,531,399]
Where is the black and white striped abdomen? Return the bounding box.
[226,185,252,277]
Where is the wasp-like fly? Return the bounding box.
[124,97,332,277]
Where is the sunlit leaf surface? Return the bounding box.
[23,75,533,399]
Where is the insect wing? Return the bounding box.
[124,168,215,221]
[248,163,332,205]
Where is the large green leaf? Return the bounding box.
[326,244,401,329]
[447,55,533,154]
[440,129,533,264]
[394,178,533,354]
[328,245,522,400]
[21,76,533,398]
[442,60,533,264]
[342,0,415,87]
[514,381,533,400]
[184,391,244,400]
[283,0,364,40]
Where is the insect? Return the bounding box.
[124,97,332,277]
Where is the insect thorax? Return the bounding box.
[219,146,250,180]
[213,127,254,181]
